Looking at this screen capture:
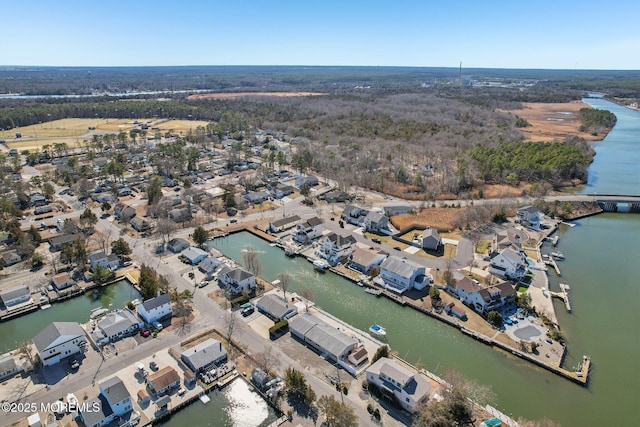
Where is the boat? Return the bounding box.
[313,259,329,271]
[364,288,383,296]
[40,304,51,310]
[551,252,565,260]
[369,324,387,336]
[199,393,210,404]
[66,393,78,410]
[90,307,109,319]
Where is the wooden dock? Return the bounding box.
[550,283,572,312]
[364,288,383,296]
[543,256,561,276]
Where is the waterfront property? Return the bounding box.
[147,366,180,396]
[293,216,323,243]
[348,247,387,275]
[198,256,223,279]
[89,250,120,271]
[266,215,302,233]
[94,309,142,344]
[516,205,543,230]
[81,376,136,427]
[181,246,208,265]
[180,338,228,373]
[456,281,515,315]
[317,232,357,266]
[0,285,32,308]
[0,353,22,381]
[488,247,528,281]
[33,321,87,367]
[256,293,298,321]
[51,272,75,291]
[366,357,432,414]
[492,226,526,252]
[375,256,429,294]
[136,293,172,324]
[218,267,256,296]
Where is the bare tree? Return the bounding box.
[254,346,281,375]
[223,310,238,348]
[276,272,292,301]
[243,247,263,277]
[156,218,176,244]
[299,287,314,312]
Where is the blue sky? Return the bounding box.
[4,0,640,69]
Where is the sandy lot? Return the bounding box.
[500,101,602,142]
[187,91,324,100]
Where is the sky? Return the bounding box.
[4,0,640,69]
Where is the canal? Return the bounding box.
[0,280,139,354]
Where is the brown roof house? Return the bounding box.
[147,366,180,396]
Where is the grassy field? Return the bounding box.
[1,118,211,150]
[390,207,465,232]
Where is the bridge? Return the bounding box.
[583,194,640,213]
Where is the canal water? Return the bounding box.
[0,280,139,354]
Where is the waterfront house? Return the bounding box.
[488,247,528,281]
[95,309,142,344]
[130,216,154,233]
[341,205,367,225]
[516,205,543,229]
[0,285,31,308]
[360,211,389,232]
[169,207,192,223]
[317,232,357,266]
[289,313,361,371]
[89,251,120,272]
[1,250,21,266]
[266,215,302,233]
[180,338,227,373]
[51,272,75,291]
[456,281,515,315]
[366,357,432,414]
[377,256,429,294]
[348,247,387,275]
[293,216,323,244]
[257,294,298,321]
[218,267,256,295]
[136,293,172,324]
[80,395,113,427]
[0,353,22,381]
[100,376,132,417]
[251,368,270,391]
[33,322,87,367]
[181,246,208,265]
[147,366,180,396]
[198,256,223,279]
[447,276,479,299]
[491,227,525,253]
[421,227,442,251]
[167,238,190,253]
[445,302,468,320]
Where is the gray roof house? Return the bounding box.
[49,233,81,251]
[89,251,120,272]
[421,227,442,251]
[198,256,223,279]
[180,338,228,373]
[366,357,432,414]
[167,238,190,253]
[1,250,22,266]
[289,313,358,362]
[95,309,142,344]
[360,211,389,232]
[377,256,429,294]
[0,285,31,308]
[137,293,172,324]
[0,353,22,381]
[266,215,302,233]
[169,207,192,223]
[257,294,298,321]
[181,247,208,265]
[33,322,87,367]
[99,376,132,416]
[81,395,113,427]
[218,267,256,295]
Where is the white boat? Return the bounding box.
[551,252,565,260]
[369,324,387,336]
[90,307,109,319]
[66,393,78,410]
[199,394,210,404]
[40,304,51,310]
[313,259,329,271]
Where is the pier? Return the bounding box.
[550,283,572,312]
[543,256,561,276]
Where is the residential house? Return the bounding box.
[117,187,133,197]
[130,216,154,233]
[516,205,543,229]
[91,193,117,204]
[383,206,412,216]
[491,227,525,253]
[251,368,270,391]
[289,313,366,375]
[295,175,319,189]
[114,203,136,221]
[366,357,432,414]
[198,256,223,279]
[377,256,429,294]
[167,238,190,253]
[421,227,442,251]
[30,193,47,207]
[317,232,357,266]
[293,217,323,244]
[147,366,180,396]
[49,233,81,252]
[100,376,132,417]
[341,205,367,225]
[0,285,31,308]
[488,247,528,281]
[80,395,113,427]
[0,353,22,381]
[51,272,75,291]
[456,280,515,314]
[270,184,294,199]
[169,207,192,223]
[257,294,298,321]
[244,190,269,204]
[137,293,172,324]
[33,322,87,367]
[360,211,389,232]
[1,250,21,266]
[88,251,120,272]
[95,309,142,344]
[180,338,227,373]
[348,247,387,275]
[218,267,256,295]
[445,302,468,320]
[266,215,302,233]
[447,276,478,299]
[34,205,53,215]
[181,247,208,265]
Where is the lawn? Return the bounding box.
[476,239,491,254]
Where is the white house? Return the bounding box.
[257,294,298,320]
[181,338,227,373]
[341,205,366,225]
[488,247,528,281]
[348,247,387,275]
[377,256,429,294]
[516,205,543,229]
[33,322,87,367]
[137,293,172,324]
[0,353,22,381]
[360,211,389,232]
[293,217,323,243]
[95,309,142,344]
[198,256,224,279]
[51,272,75,291]
[457,281,515,315]
[88,251,120,272]
[317,232,357,266]
[266,215,302,233]
[181,246,208,265]
[99,376,132,417]
[218,267,256,295]
[0,285,31,308]
[421,227,442,251]
[366,357,432,414]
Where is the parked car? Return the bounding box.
[149,361,158,371]
[371,238,381,244]
[140,329,150,338]
[198,280,209,288]
[241,305,255,317]
[70,360,80,369]
[153,321,163,331]
[230,219,238,223]
[393,246,402,251]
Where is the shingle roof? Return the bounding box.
[381,256,424,279]
[141,293,171,312]
[270,215,301,228]
[147,366,180,392]
[33,322,84,353]
[100,376,130,405]
[257,294,298,320]
[0,285,30,303]
[81,395,112,426]
[326,232,356,247]
[180,338,226,371]
[289,314,356,360]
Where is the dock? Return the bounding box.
[550,283,572,312]
[364,288,383,296]
[545,235,560,246]
[543,256,561,276]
